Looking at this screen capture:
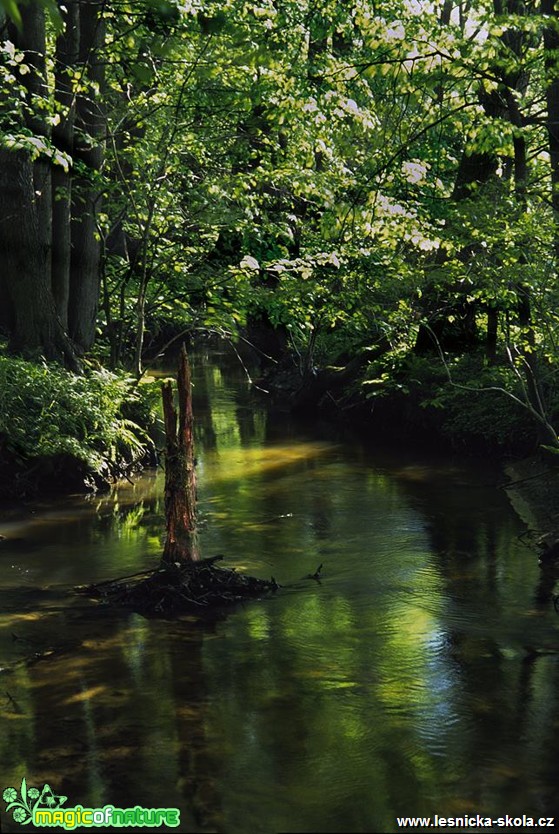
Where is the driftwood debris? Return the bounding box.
[77,346,278,616]
[78,559,278,615]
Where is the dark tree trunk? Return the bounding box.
[543,0,559,260]
[451,150,498,200]
[416,1,530,357]
[13,5,53,293]
[162,346,199,565]
[0,7,77,368]
[69,0,105,353]
[0,148,78,368]
[52,0,80,328]
[414,118,497,354]
[307,12,328,70]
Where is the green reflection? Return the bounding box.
[1,349,558,833]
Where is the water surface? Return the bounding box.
[1,349,558,833]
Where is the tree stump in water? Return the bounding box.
[76,344,278,615]
[161,345,199,565]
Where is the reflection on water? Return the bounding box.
[1,347,559,833]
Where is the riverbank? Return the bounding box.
[255,350,537,455]
[254,349,559,568]
[504,455,559,559]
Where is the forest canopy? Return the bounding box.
[0,0,558,452]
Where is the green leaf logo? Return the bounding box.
[2,777,63,825]
[37,784,67,809]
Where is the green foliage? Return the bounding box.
[0,0,62,32]
[363,351,547,448]
[0,356,155,475]
[0,0,22,27]
[422,355,535,444]
[2,0,559,449]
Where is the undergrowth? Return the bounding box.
[361,351,544,450]
[0,356,159,491]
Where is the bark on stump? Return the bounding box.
[161,345,199,565]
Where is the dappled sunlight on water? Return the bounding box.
[199,440,335,484]
[1,348,559,832]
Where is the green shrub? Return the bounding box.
[0,356,157,477]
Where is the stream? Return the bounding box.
[1,347,558,833]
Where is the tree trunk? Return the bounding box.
[52,0,80,328]
[0,6,78,369]
[0,148,78,368]
[416,1,529,356]
[13,4,53,294]
[69,0,105,353]
[543,0,559,260]
[162,346,199,565]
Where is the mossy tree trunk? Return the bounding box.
[162,346,199,564]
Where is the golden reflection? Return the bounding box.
[0,611,46,626]
[63,685,107,705]
[202,442,335,483]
